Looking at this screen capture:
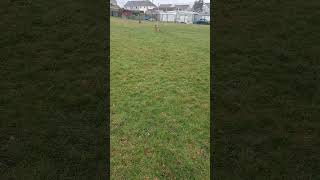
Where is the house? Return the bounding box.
[174,4,190,11]
[110,0,121,16]
[124,0,157,13]
[158,4,191,12]
[202,3,210,14]
[158,4,175,11]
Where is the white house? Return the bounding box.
[124,0,157,13]
[110,0,121,16]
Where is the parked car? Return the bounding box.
[194,19,209,25]
[146,17,156,21]
[144,16,150,20]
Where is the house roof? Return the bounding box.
[174,5,189,10]
[159,7,175,11]
[124,1,156,7]
[111,4,120,10]
[159,4,172,8]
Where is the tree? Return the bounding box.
[192,0,204,13]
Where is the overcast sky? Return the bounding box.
[117,0,210,7]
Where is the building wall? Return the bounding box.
[125,6,155,13]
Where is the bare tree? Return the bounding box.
[192,0,204,13]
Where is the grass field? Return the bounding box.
[110,18,210,179]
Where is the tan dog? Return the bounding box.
[154,24,160,32]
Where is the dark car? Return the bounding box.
[145,17,156,21]
[144,16,151,20]
[194,19,209,25]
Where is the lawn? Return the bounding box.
[110,18,210,179]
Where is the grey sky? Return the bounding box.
[117,0,210,7]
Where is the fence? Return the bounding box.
[159,13,176,22]
[175,12,194,24]
[158,12,209,24]
[110,9,211,24]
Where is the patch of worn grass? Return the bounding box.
[111,18,210,179]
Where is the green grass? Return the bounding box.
[110,18,210,179]
[215,0,320,179]
[0,0,107,179]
